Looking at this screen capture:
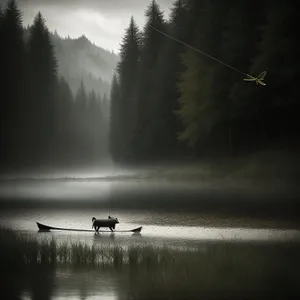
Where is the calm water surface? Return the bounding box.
[1,179,300,299]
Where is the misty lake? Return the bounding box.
[1,177,300,299]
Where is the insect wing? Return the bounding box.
[257,71,267,80]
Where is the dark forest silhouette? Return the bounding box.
[0,0,109,170]
[1,0,299,171]
[109,0,299,164]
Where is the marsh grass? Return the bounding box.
[1,228,300,297]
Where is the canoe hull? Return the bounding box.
[37,222,51,231]
[36,222,142,233]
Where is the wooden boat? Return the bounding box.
[36,222,142,233]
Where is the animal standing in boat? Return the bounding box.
[92,216,119,233]
[36,221,142,233]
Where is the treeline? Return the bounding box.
[0,1,108,170]
[110,0,299,164]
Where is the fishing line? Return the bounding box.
[149,24,267,86]
[108,183,111,217]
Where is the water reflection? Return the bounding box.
[93,232,116,241]
[9,242,300,300]
[53,269,120,300]
[20,267,120,300]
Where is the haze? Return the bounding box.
[1,1,300,298]
[14,0,173,52]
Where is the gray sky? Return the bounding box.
[1,0,174,53]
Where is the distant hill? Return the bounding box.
[25,28,120,97]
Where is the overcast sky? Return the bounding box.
[1,0,174,53]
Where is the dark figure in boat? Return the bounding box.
[92,216,119,233]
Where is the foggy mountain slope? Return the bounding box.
[51,32,119,96]
[24,28,119,96]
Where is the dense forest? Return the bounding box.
[1,0,299,171]
[0,0,109,170]
[110,0,299,164]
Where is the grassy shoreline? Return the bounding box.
[1,227,300,298]
[1,227,300,267]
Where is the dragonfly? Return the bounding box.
[243,71,267,86]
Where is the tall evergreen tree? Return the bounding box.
[27,12,58,162]
[177,49,215,147]
[223,1,267,154]
[177,1,243,157]
[248,1,300,150]
[151,0,190,158]
[176,0,216,150]
[0,0,26,166]
[199,0,237,156]
[116,16,141,162]
[134,0,167,160]
[108,0,299,164]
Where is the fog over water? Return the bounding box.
[1,169,299,248]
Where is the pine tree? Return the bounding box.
[248,1,300,150]
[116,16,141,162]
[177,49,215,147]
[175,0,216,150]
[0,0,26,165]
[222,1,267,154]
[27,12,58,163]
[151,0,190,159]
[134,0,167,161]
[117,17,140,86]
[176,1,241,157]
[200,0,237,156]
